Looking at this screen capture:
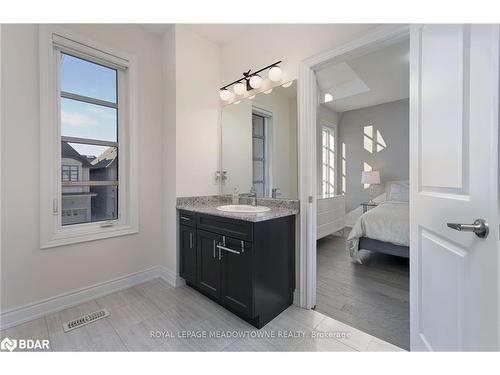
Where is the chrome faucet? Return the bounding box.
[248,186,257,206]
[271,187,281,198]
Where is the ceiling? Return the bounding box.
[316,39,409,113]
[184,24,254,45]
[140,24,253,45]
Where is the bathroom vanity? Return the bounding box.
[177,197,298,328]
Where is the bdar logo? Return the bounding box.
[1,337,17,352]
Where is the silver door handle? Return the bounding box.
[217,244,241,255]
[447,219,489,239]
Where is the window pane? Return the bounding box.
[252,115,264,136]
[62,185,118,226]
[61,53,117,103]
[253,138,264,159]
[62,142,118,183]
[253,160,264,181]
[61,98,117,142]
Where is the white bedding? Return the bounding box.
[347,200,409,263]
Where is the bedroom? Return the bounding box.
[315,38,410,350]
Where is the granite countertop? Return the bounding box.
[176,195,299,223]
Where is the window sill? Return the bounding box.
[40,223,138,249]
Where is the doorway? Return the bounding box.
[297,25,411,348]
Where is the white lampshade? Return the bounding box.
[361,171,380,185]
[268,66,282,82]
[249,75,262,89]
[219,89,231,101]
[234,82,246,95]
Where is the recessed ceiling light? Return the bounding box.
[248,95,256,99]
[233,100,241,105]
[264,89,273,94]
[281,81,293,88]
[324,93,333,103]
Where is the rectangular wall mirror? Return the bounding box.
[220,81,298,199]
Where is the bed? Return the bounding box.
[347,181,409,264]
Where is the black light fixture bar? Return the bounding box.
[219,60,282,91]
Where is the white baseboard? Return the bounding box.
[293,288,300,306]
[0,265,180,330]
[158,266,186,287]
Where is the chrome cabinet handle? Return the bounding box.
[217,244,241,255]
[447,218,489,239]
[213,240,216,258]
[189,233,193,248]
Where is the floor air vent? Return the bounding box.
[63,309,110,332]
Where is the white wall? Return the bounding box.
[220,24,378,84]
[174,25,221,197]
[338,99,409,211]
[1,24,165,312]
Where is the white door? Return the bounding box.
[410,24,499,351]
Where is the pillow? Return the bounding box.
[386,180,409,202]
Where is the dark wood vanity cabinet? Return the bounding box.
[178,209,295,328]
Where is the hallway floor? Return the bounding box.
[1,278,404,352]
[316,235,410,350]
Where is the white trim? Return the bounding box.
[0,266,181,330]
[39,25,139,249]
[297,25,410,309]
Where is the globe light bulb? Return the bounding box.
[268,66,282,82]
[249,75,262,89]
[219,89,231,101]
[234,82,246,95]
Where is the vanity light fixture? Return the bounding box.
[219,60,282,101]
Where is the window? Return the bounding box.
[252,113,267,197]
[322,126,336,195]
[60,53,119,226]
[62,165,79,182]
[40,26,137,248]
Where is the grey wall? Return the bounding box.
[338,99,409,211]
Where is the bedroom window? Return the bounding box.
[322,126,336,195]
[39,26,138,249]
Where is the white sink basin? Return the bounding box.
[216,204,271,213]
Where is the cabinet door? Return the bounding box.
[179,225,197,284]
[220,237,253,318]
[196,230,222,299]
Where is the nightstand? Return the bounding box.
[361,202,378,213]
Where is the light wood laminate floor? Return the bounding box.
[1,278,404,352]
[316,235,410,350]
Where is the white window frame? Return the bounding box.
[321,124,337,195]
[39,25,138,249]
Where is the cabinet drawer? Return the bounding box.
[197,214,253,242]
[179,210,196,227]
